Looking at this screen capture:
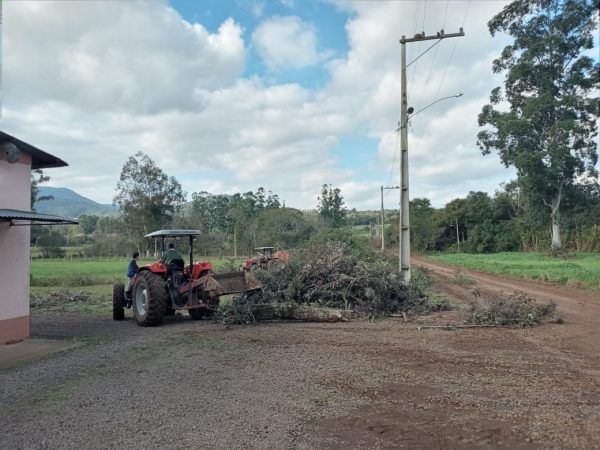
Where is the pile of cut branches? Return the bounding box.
[464,292,557,327]
[226,241,444,323]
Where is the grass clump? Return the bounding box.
[30,290,92,307]
[464,292,558,327]
[30,289,109,315]
[449,270,477,286]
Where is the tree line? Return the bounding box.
[385,182,600,254]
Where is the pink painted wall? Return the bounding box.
[0,152,32,326]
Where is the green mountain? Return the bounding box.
[35,187,118,218]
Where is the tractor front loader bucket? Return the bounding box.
[203,271,261,297]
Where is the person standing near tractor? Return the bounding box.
[125,251,139,306]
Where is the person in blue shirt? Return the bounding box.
[125,251,140,307]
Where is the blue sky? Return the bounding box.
[3,0,540,209]
[171,0,349,85]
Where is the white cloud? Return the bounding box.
[1,0,523,211]
[252,15,326,70]
[250,1,266,19]
[4,1,246,114]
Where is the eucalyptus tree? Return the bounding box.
[477,0,599,250]
[317,184,346,228]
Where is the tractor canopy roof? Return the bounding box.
[145,229,201,239]
[255,247,275,251]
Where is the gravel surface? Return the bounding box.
[1,265,599,449]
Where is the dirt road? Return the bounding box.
[414,256,600,325]
[1,262,599,449]
[414,256,600,359]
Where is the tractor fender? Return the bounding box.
[190,261,214,279]
[139,262,167,274]
[242,258,258,271]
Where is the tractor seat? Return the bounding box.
[167,259,185,272]
[167,259,188,288]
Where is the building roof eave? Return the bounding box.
[0,131,68,169]
[0,209,78,226]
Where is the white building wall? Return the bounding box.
[0,152,32,342]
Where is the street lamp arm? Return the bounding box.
[397,93,463,130]
[410,93,463,120]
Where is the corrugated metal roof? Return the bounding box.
[0,131,68,169]
[145,229,201,238]
[0,209,78,224]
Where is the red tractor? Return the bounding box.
[241,246,290,271]
[113,230,260,326]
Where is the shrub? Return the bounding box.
[464,292,557,327]
[40,245,66,258]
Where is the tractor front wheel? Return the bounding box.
[112,282,125,321]
[133,271,167,327]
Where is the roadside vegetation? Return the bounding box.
[428,252,600,290]
[465,293,558,327]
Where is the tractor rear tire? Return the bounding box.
[133,271,167,327]
[112,282,125,321]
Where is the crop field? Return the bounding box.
[427,252,600,290]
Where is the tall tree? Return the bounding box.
[30,169,53,211]
[317,184,346,228]
[477,0,599,250]
[78,214,99,235]
[114,152,186,244]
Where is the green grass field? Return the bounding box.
[30,257,242,286]
[427,252,600,290]
[29,257,244,314]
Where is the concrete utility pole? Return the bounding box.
[399,28,465,282]
[455,216,460,253]
[233,226,237,259]
[380,185,400,252]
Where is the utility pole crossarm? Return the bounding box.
[400,28,464,44]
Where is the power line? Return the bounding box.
[462,0,472,28]
[409,0,450,110]
[415,39,442,113]
[419,0,472,135]
[408,0,428,100]
[442,0,450,29]
[408,0,421,69]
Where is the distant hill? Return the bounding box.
[34,187,118,218]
